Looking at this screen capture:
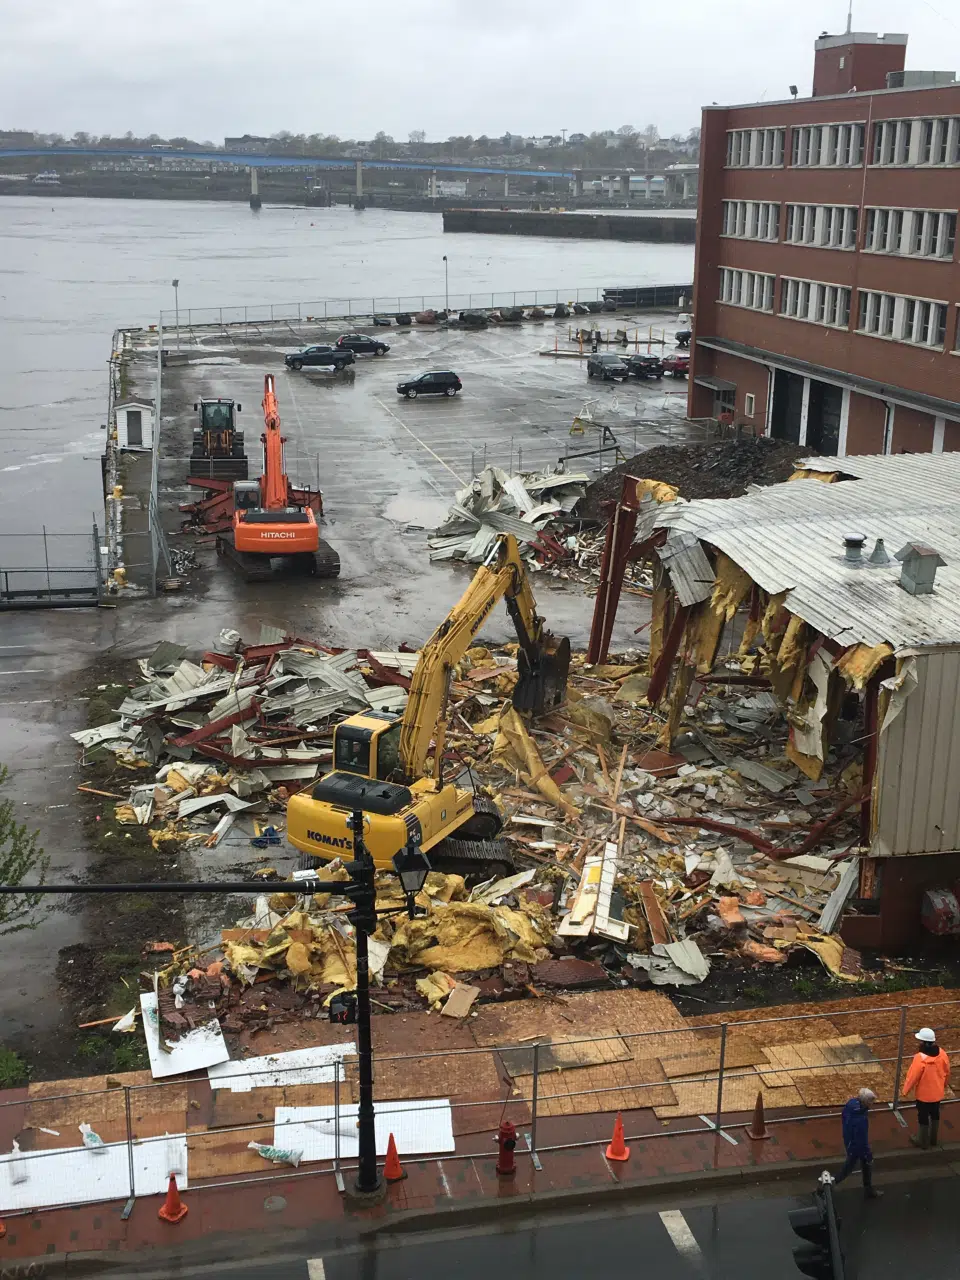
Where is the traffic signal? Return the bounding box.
[789,1190,844,1279]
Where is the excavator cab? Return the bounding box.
[333,712,403,781]
[232,480,261,512]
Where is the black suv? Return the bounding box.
[285,345,355,371]
[396,371,462,398]
[586,352,629,380]
[626,354,664,380]
[336,333,390,356]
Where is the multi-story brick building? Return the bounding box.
[689,29,960,455]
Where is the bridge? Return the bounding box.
[0,146,681,202]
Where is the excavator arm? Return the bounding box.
[260,374,290,510]
[398,534,569,780]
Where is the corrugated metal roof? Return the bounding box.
[656,531,715,606]
[653,453,960,651]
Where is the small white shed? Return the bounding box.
[115,400,154,450]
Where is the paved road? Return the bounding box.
[111,1171,960,1280]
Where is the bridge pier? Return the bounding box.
[429,169,438,199]
[503,174,509,199]
[249,168,261,211]
[355,159,363,198]
[621,172,632,199]
[572,171,584,199]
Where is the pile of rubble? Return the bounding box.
[71,627,413,850]
[429,465,589,566]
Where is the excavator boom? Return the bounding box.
[398,533,569,779]
[260,374,290,510]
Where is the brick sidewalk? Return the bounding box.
[2,1101,955,1268]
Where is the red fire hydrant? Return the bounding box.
[496,1119,517,1176]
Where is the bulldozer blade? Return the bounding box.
[513,634,570,715]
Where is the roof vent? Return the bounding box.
[868,537,891,566]
[843,533,866,564]
[895,542,946,595]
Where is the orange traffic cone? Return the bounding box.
[384,1132,407,1182]
[158,1173,189,1223]
[748,1090,770,1140]
[605,1112,630,1162]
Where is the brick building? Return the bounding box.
[689,29,960,455]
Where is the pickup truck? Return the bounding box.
[285,345,355,371]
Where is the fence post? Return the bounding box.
[530,1042,540,1163]
[714,1022,727,1136]
[92,522,103,601]
[891,1005,908,1117]
[122,1086,136,1218]
[333,1061,344,1193]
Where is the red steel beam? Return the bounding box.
[587,475,646,665]
[646,603,691,707]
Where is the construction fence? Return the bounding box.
[2,994,958,1217]
[0,529,102,610]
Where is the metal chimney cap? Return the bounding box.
[868,537,891,565]
[843,533,866,548]
[895,542,946,566]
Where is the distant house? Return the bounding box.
[224,136,273,154]
[0,130,35,147]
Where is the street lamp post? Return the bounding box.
[171,278,180,352]
[442,255,449,311]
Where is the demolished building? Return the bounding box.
[635,451,960,948]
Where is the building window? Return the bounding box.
[725,127,785,168]
[744,393,756,416]
[784,203,858,249]
[780,277,851,329]
[719,267,775,312]
[791,122,864,167]
[863,207,957,260]
[857,290,948,348]
[872,117,960,167]
[721,200,780,241]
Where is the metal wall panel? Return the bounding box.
[873,650,960,856]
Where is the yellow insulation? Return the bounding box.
[834,642,894,690]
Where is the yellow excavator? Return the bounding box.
[287,534,570,877]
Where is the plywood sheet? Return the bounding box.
[658,1035,767,1079]
[471,989,686,1049]
[654,1066,803,1119]
[500,1034,631,1078]
[187,1125,271,1179]
[513,1057,678,1117]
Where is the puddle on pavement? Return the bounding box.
[382,493,451,529]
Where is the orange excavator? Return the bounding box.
[216,375,340,581]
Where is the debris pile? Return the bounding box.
[71,627,412,849]
[429,465,588,566]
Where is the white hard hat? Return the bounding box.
[915,1027,936,1043]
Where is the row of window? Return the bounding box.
[791,123,864,168]
[780,277,851,328]
[784,203,858,249]
[720,201,956,259]
[872,117,960,167]
[857,290,947,348]
[719,269,952,350]
[719,267,776,312]
[720,200,780,240]
[863,207,956,258]
[726,115,960,169]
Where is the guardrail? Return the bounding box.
[2,995,956,1216]
[0,528,102,609]
[157,284,691,330]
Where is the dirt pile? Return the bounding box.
[581,438,809,518]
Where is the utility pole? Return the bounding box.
[171,278,180,352]
[561,128,567,147]
[443,255,449,310]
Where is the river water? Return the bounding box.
[0,196,694,544]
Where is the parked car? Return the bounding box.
[662,353,690,378]
[336,333,390,356]
[396,371,462,398]
[285,345,355,371]
[586,353,629,381]
[626,354,664,380]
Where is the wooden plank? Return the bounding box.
[638,880,671,945]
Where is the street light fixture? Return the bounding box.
[442,255,449,312]
[171,278,180,353]
[392,843,431,897]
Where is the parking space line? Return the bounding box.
[659,1210,706,1271]
[306,1260,326,1280]
[373,397,466,486]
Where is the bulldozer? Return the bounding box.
[216,375,340,582]
[189,398,248,481]
[286,533,570,878]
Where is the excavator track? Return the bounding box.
[216,533,341,582]
[456,793,504,840]
[428,838,516,881]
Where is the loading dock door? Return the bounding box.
[770,370,804,443]
[806,381,842,455]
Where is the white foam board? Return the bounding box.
[0,1133,187,1212]
[274,1098,454,1162]
[140,991,229,1079]
[207,1043,357,1092]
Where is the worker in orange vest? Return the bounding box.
[902,1026,950,1149]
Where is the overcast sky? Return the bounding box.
[1,0,957,142]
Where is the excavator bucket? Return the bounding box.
[513,634,570,715]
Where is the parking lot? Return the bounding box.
[151,308,702,650]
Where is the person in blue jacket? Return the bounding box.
[834,1087,882,1198]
